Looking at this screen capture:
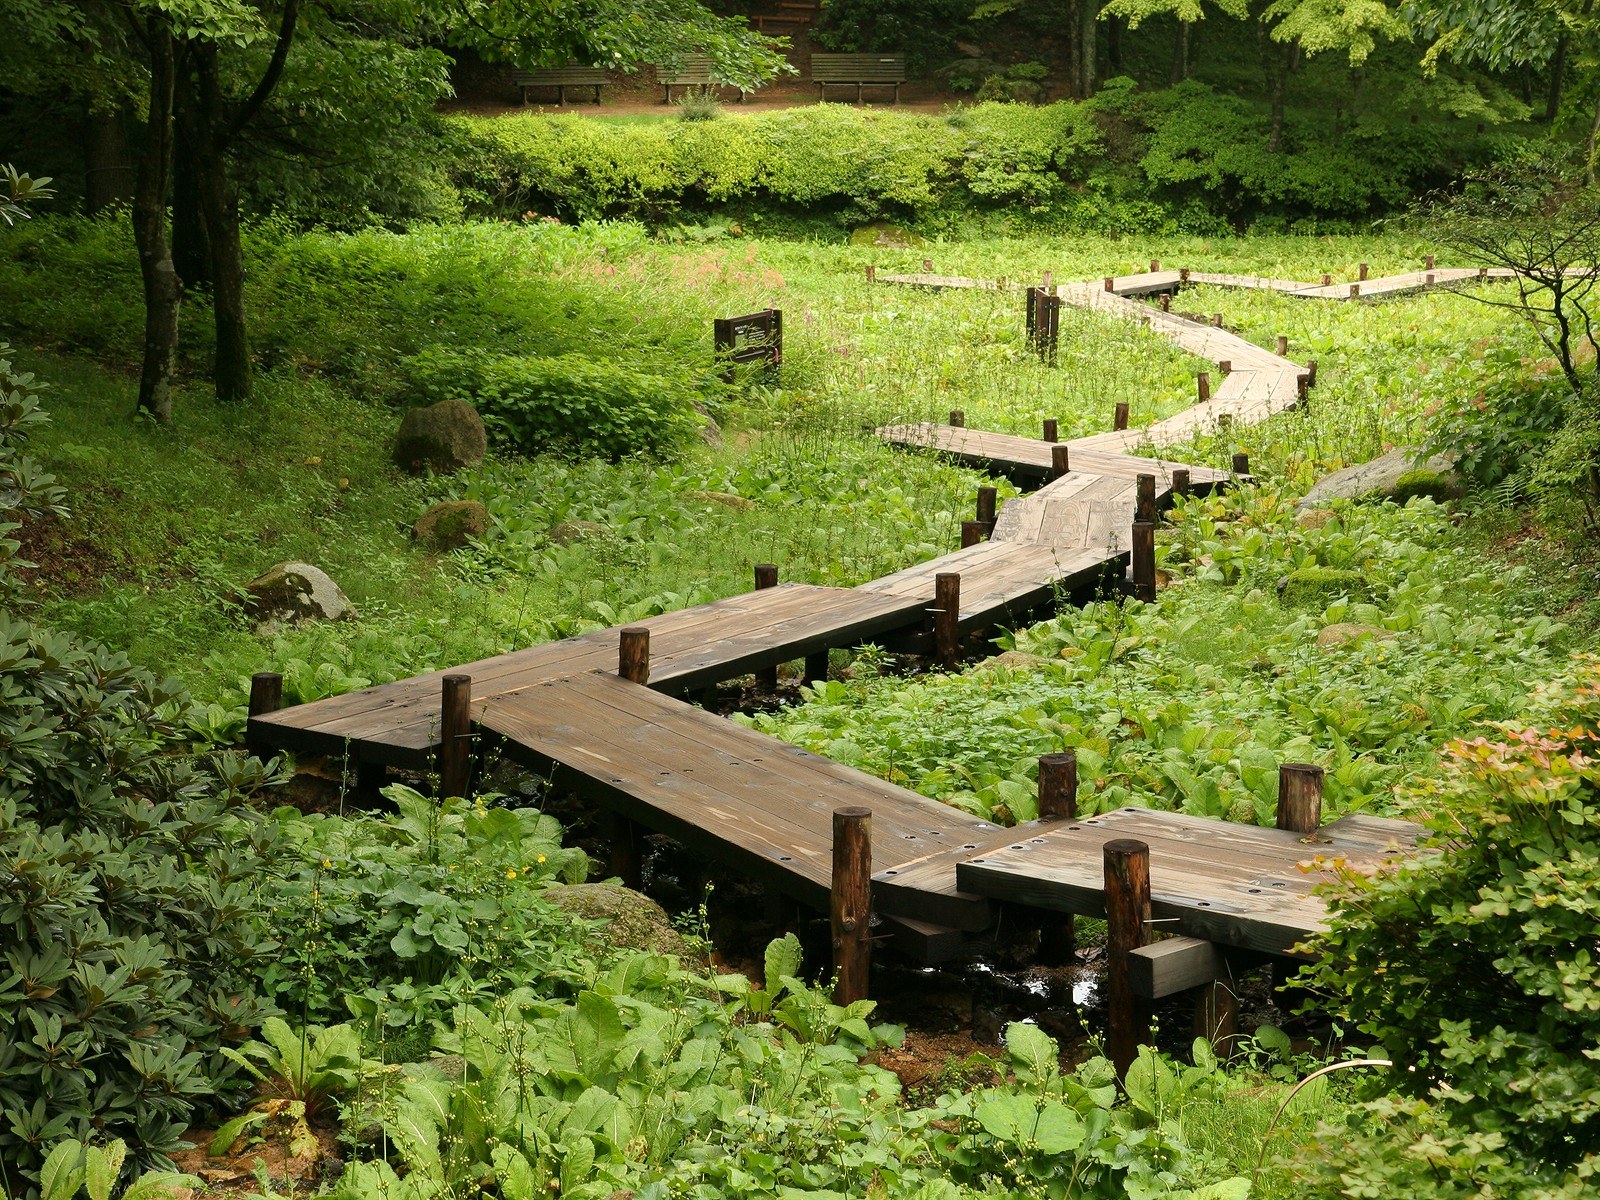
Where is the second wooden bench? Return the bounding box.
[810,53,907,104]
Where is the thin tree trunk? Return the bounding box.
[1266,40,1292,152]
[1547,33,1569,123]
[1079,0,1097,97]
[1587,89,1600,185]
[1066,0,1084,99]
[170,134,212,290]
[133,22,180,423]
[82,106,135,215]
[1171,19,1189,85]
[190,46,252,404]
[1107,14,1123,72]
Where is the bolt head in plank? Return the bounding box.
[831,806,873,1005]
[1104,837,1153,1078]
[1277,762,1324,834]
[1051,443,1071,480]
[619,626,650,685]
[1038,751,1078,820]
[438,674,473,800]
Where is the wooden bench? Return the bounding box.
[810,53,907,104]
[511,65,610,106]
[656,56,750,103]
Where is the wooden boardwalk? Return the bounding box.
[247,259,1442,995]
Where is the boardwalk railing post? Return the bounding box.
[754,566,779,692]
[976,486,998,534]
[1149,258,1160,272]
[1038,751,1078,820]
[1103,275,1114,292]
[934,573,961,669]
[609,811,643,890]
[1424,253,1435,271]
[1197,371,1211,403]
[1179,267,1190,282]
[961,520,985,548]
[1275,334,1288,357]
[1218,359,1231,375]
[1296,373,1309,404]
[1321,272,1331,286]
[1277,763,1324,834]
[1051,444,1071,481]
[439,674,472,800]
[619,627,650,686]
[1113,401,1129,432]
[1172,468,1191,497]
[1232,452,1250,476]
[1135,473,1157,524]
[1159,292,1170,313]
[1042,417,1059,443]
[1104,838,1152,1078]
[1359,262,1369,281]
[1211,312,1223,328]
[804,650,831,686]
[1425,272,1435,286]
[865,264,875,282]
[1306,359,1318,387]
[949,409,965,428]
[1350,282,1361,298]
[1131,522,1156,603]
[246,672,283,759]
[831,806,872,1005]
[922,257,933,272]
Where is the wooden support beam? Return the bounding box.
[609,811,643,889]
[831,806,872,1004]
[1197,371,1211,403]
[1113,401,1129,432]
[1359,262,1369,281]
[1131,521,1156,603]
[1104,838,1152,1078]
[934,573,961,669]
[754,565,779,691]
[246,672,282,759]
[1306,359,1318,387]
[1051,444,1071,481]
[438,674,472,800]
[804,650,830,686]
[1277,763,1324,834]
[1037,751,1078,820]
[1129,936,1223,998]
[1042,418,1059,443]
[619,627,650,686]
[961,520,985,548]
[1172,468,1191,497]
[1135,473,1157,524]
[1195,977,1240,1055]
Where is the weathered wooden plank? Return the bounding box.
[1129,937,1225,999]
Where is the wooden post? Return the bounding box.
[1277,763,1324,834]
[1478,266,1487,280]
[1218,359,1231,375]
[1358,262,1369,281]
[1042,418,1059,443]
[619,627,650,685]
[1424,253,1435,270]
[1425,272,1435,285]
[246,672,282,759]
[922,257,933,271]
[1296,373,1309,403]
[1320,272,1331,286]
[1042,269,1053,287]
[754,566,779,692]
[1211,312,1223,327]
[1275,334,1288,357]
[934,573,961,669]
[831,807,873,1004]
[1038,751,1078,820]
[1159,292,1170,313]
[609,811,643,889]
[1103,275,1115,292]
[804,651,830,686]
[1306,359,1318,387]
[1350,283,1361,298]
[1131,522,1156,603]
[1149,258,1160,272]
[961,520,985,548]
[1113,401,1129,431]
[1051,444,1071,481]
[1179,267,1190,281]
[1194,976,1240,1055]
[1197,371,1211,402]
[976,486,997,532]
[438,674,472,800]
[1172,468,1191,497]
[1104,838,1152,1078]
[865,264,875,282]
[1232,452,1250,476]
[949,409,965,428]
[1135,473,1157,524]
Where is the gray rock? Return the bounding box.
[1296,448,1455,510]
[548,519,609,545]
[412,500,490,551]
[979,650,1055,672]
[542,883,693,957]
[683,489,755,511]
[848,221,925,249]
[244,561,354,629]
[1316,622,1396,649]
[393,399,487,475]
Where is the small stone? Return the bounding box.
[244,561,353,629]
[412,500,490,551]
[548,519,609,545]
[1316,622,1396,649]
[393,399,487,475]
[699,416,723,448]
[684,490,755,511]
[1297,508,1336,530]
[542,883,693,957]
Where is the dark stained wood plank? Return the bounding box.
[877,423,1234,488]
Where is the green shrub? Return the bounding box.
[1306,654,1600,1172]
[1275,565,1372,605]
[401,346,703,459]
[1421,358,1571,500]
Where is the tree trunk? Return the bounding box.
[187,44,252,403]
[1066,0,1084,99]
[133,23,180,423]
[1171,19,1189,86]
[1547,33,1569,123]
[1587,88,1600,186]
[1266,40,1292,153]
[170,138,212,290]
[1078,0,1097,97]
[82,106,135,215]
[1107,14,1123,72]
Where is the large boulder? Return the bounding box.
[393,399,487,475]
[244,561,353,629]
[849,221,925,248]
[412,500,489,551]
[541,883,692,957]
[1296,448,1455,510]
